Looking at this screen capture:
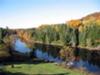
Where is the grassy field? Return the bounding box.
[0,63,89,75]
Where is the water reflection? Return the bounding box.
[73,60,100,72]
[35,49,62,63]
[14,39,30,53]
[35,49,100,72]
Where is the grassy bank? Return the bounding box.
[1,63,90,75]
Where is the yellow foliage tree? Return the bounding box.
[16,30,32,43]
[67,19,82,29]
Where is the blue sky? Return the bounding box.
[0,0,100,28]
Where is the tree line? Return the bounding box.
[32,20,100,47]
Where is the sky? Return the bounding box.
[0,0,100,29]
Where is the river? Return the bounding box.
[14,38,100,73]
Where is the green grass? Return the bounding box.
[1,63,89,75]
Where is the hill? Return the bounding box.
[82,12,100,20]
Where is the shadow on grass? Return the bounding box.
[0,69,69,75]
[31,73,69,75]
[0,72,27,75]
[1,59,55,66]
[0,71,69,75]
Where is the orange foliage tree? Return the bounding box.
[67,19,82,29]
[16,30,33,43]
[67,19,82,46]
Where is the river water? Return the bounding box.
[14,39,30,53]
[14,38,100,73]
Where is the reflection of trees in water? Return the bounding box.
[78,47,100,67]
[34,42,100,67]
[34,43,61,58]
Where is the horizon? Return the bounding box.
[0,0,100,29]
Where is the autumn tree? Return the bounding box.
[67,20,82,46]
